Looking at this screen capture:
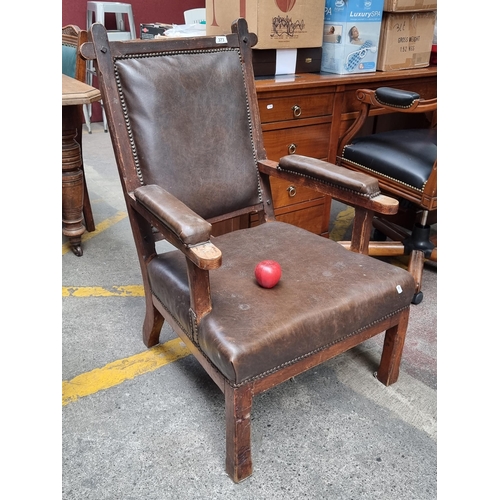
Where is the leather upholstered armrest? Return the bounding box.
[278,155,380,198]
[134,184,212,246]
[258,157,398,216]
[374,87,420,108]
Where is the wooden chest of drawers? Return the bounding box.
[256,83,335,236]
[254,68,437,236]
[212,68,437,237]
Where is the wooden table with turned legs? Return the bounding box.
[62,74,101,256]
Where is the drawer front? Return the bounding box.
[270,177,322,209]
[259,93,334,124]
[263,123,331,161]
[275,203,327,235]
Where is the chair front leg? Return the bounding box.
[376,308,410,386]
[350,207,374,254]
[407,250,425,296]
[225,381,253,483]
[143,294,165,348]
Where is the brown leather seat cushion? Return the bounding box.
[148,222,415,385]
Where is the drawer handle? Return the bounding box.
[287,186,297,198]
[292,105,302,118]
[288,143,297,155]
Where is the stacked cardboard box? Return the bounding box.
[377,0,437,71]
[383,0,437,12]
[206,0,325,76]
[320,0,384,75]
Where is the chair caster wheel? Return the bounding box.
[411,291,423,305]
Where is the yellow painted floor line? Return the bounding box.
[62,211,128,255]
[62,338,191,406]
[62,285,144,297]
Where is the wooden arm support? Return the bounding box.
[258,156,399,254]
[132,184,222,327]
[258,157,398,216]
[133,185,222,271]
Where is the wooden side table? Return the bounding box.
[62,74,101,256]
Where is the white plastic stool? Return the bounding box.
[86,2,136,132]
[87,2,136,40]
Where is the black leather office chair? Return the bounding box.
[337,87,437,304]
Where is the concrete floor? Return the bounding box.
[62,123,437,499]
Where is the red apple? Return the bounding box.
[255,260,282,288]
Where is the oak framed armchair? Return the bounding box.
[82,19,415,482]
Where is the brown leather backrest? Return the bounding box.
[113,48,262,220]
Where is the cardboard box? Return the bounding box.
[252,47,322,76]
[140,23,173,39]
[377,11,436,71]
[205,0,325,49]
[383,0,437,12]
[320,0,384,75]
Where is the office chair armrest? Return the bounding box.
[134,184,222,270]
[258,157,398,216]
[357,87,437,113]
[374,87,421,108]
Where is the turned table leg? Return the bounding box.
[62,105,85,256]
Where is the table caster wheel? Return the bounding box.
[70,243,83,257]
